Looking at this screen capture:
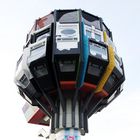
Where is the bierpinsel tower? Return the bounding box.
[14,9,125,140]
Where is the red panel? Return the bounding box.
[60,81,96,92]
[60,81,109,98]
[81,82,96,93]
[36,16,47,29]
[35,13,54,30]
[28,109,49,126]
[94,90,109,98]
[60,81,76,90]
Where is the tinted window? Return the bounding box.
[57,11,79,23]
[94,33,101,41]
[86,30,92,38]
[33,64,48,78]
[107,74,117,87]
[61,29,76,35]
[36,14,54,29]
[88,62,102,77]
[19,74,29,87]
[59,60,76,72]
[82,11,101,30]
[90,43,107,57]
[36,33,49,41]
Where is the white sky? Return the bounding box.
[0,0,140,139]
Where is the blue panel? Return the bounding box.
[77,22,89,88]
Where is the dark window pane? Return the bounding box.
[36,33,49,41]
[33,64,48,78]
[59,60,76,72]
[94,33,101,41]
[19,74,29,87]
[86,30,92,38]
[82,12,101,30]
[36,14,54,29]
[88,62,102,76]
[89,42,107,60]
[107,74,117,87]
[61,29,76,35]
[57,11,79,23]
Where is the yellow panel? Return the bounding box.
[95,46,115,93]
[103,31,108,42]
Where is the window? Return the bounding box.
[56,23,79,41]
[88,62,102,77]
[30,40,46,61]
[59,60,76,72]
[93,20,101,30]
[61,29,76,35]
[31,45,45,56]
[19,74,29,87]
[86,30,92,38]
[57,11,79,23]
[89,43,107,59]
[36,33,49,41]
[107,74,117,87]
[82,11,101,30]
[35,26,50,42]
[36,14,54,29]
[33,64,48,78]
[115,58,123,74]
[85,24,103,41]
[94,33,101,41]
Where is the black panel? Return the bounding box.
[85,39,109,85]
[104,65,124,94]
[53,10,81,82]
[28,24,56,93]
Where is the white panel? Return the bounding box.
[28,38,47,63]
[22,102,39,122]
[66,99,72,127]
[57,42,78,51]
[56,23,79,51]
[75,101,79,128]
[59,103,63,128]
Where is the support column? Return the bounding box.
[51,99,82,140]
[55,99,80,130]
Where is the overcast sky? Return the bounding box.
[0,0,140,139]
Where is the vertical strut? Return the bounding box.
[88,99,103,118]
[82,91,95,112]
[52,10,66,111]
[72,88,79,127]
[35,98,52,118]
